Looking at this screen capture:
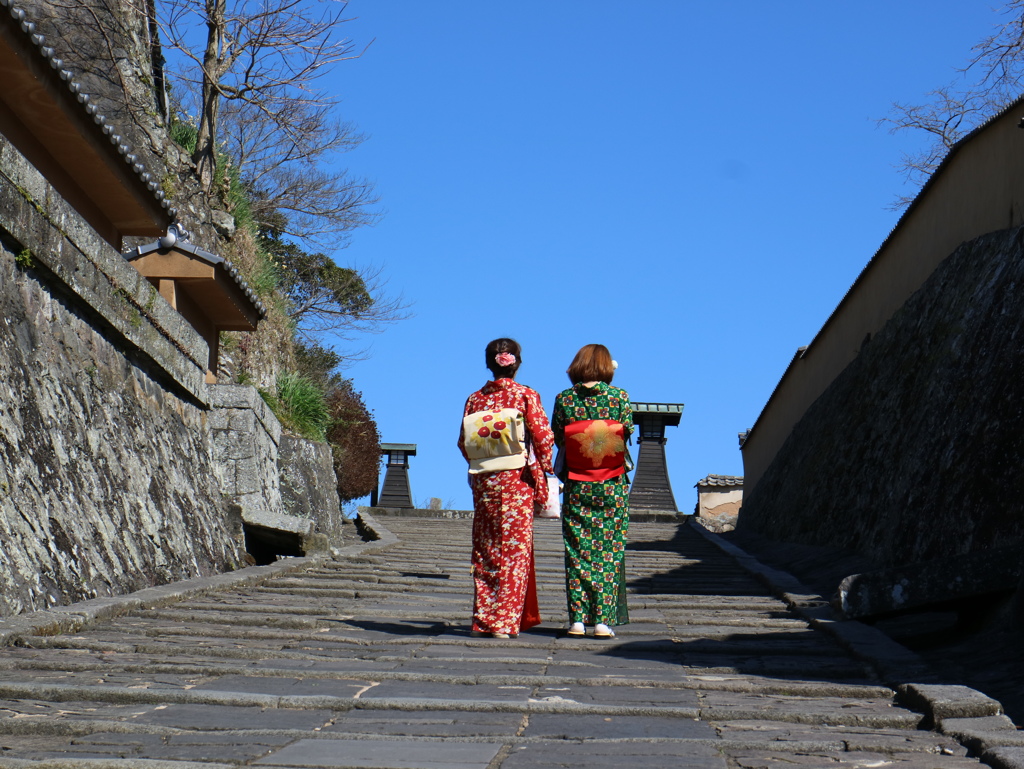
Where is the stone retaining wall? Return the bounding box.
[279,435,344,551]
[209,387,344,557]
[0,136,244,617]
[739,227,1024,568]
[0,132,344,617]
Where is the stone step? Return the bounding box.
[0,514,1000,768]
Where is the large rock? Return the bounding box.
[279,435,344,551]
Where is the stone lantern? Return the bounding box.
[373,443,417,508]
[628,402,685,513]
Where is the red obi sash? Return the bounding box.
[563,419,627,481]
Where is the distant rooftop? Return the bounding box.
[695,474,744,488]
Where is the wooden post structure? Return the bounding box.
[374,443,417,508]
[628,402,684,513]
[126,225,267,383]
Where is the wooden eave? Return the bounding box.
[188,270,261,330]
[128,247,262,331]
[0,7,171,244]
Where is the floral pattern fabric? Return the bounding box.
[458,378,555,635]
[563,419,627,481]
[552,382,632,626]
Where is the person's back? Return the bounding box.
[551,344,632,639]
[457,338,554,639]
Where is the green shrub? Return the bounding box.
[260,371,331,442]
[169,117,198,154]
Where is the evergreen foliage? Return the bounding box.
[294,341,346,393]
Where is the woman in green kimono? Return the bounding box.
[552,344,632,638]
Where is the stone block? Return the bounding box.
[240,506,311,535]
[941,715,1024,754]
[227,409,256,434]
[836,546,1023,619]
[279,435,343,548]
[985,747,1024,769]
[233,461,264,496]
[898,683,1004,722]
[252,739,503,768]
[206,410,231,431]
[209,383,261,410]
[214,433,255,463]
[208,384,280,444]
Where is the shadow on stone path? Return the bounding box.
[0,512,1017,768]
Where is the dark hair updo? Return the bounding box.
[485,338,522,379]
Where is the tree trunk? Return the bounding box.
[192,0,224,192]
[144,0,168,124]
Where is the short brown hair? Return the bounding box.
[567,344,614,384]
[485,338,522,379]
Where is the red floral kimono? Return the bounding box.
[458,378,555,635]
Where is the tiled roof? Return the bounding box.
[128,224,267,318]
[0,0,177,221]
[381,443,417,454]
[631,402,685,414]
[695,474,744,488]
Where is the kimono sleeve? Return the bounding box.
[457,394,475,462]
[551,391,568,448]
[523,388,555,475]
[618,388,634,439]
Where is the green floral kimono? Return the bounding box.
[552,382,632,626]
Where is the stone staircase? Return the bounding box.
[0,513,1014,768]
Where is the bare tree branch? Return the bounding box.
[218,97,379,244]
[158,0,402,358]
[882,2,1024,209]
[157,0,364,196]
[965,0,1024,95]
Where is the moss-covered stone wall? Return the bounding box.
[0,135,246,617]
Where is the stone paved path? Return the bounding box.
[0,512,1011,768]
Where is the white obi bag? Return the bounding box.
[462,408,528,474]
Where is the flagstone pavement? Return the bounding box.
[0,510,1021,769]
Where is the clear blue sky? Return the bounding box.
[324,1,1001,511]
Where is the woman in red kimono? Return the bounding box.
[458,338,555,638]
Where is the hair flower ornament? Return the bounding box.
[495,352,517,367]
[612,360,619,370]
